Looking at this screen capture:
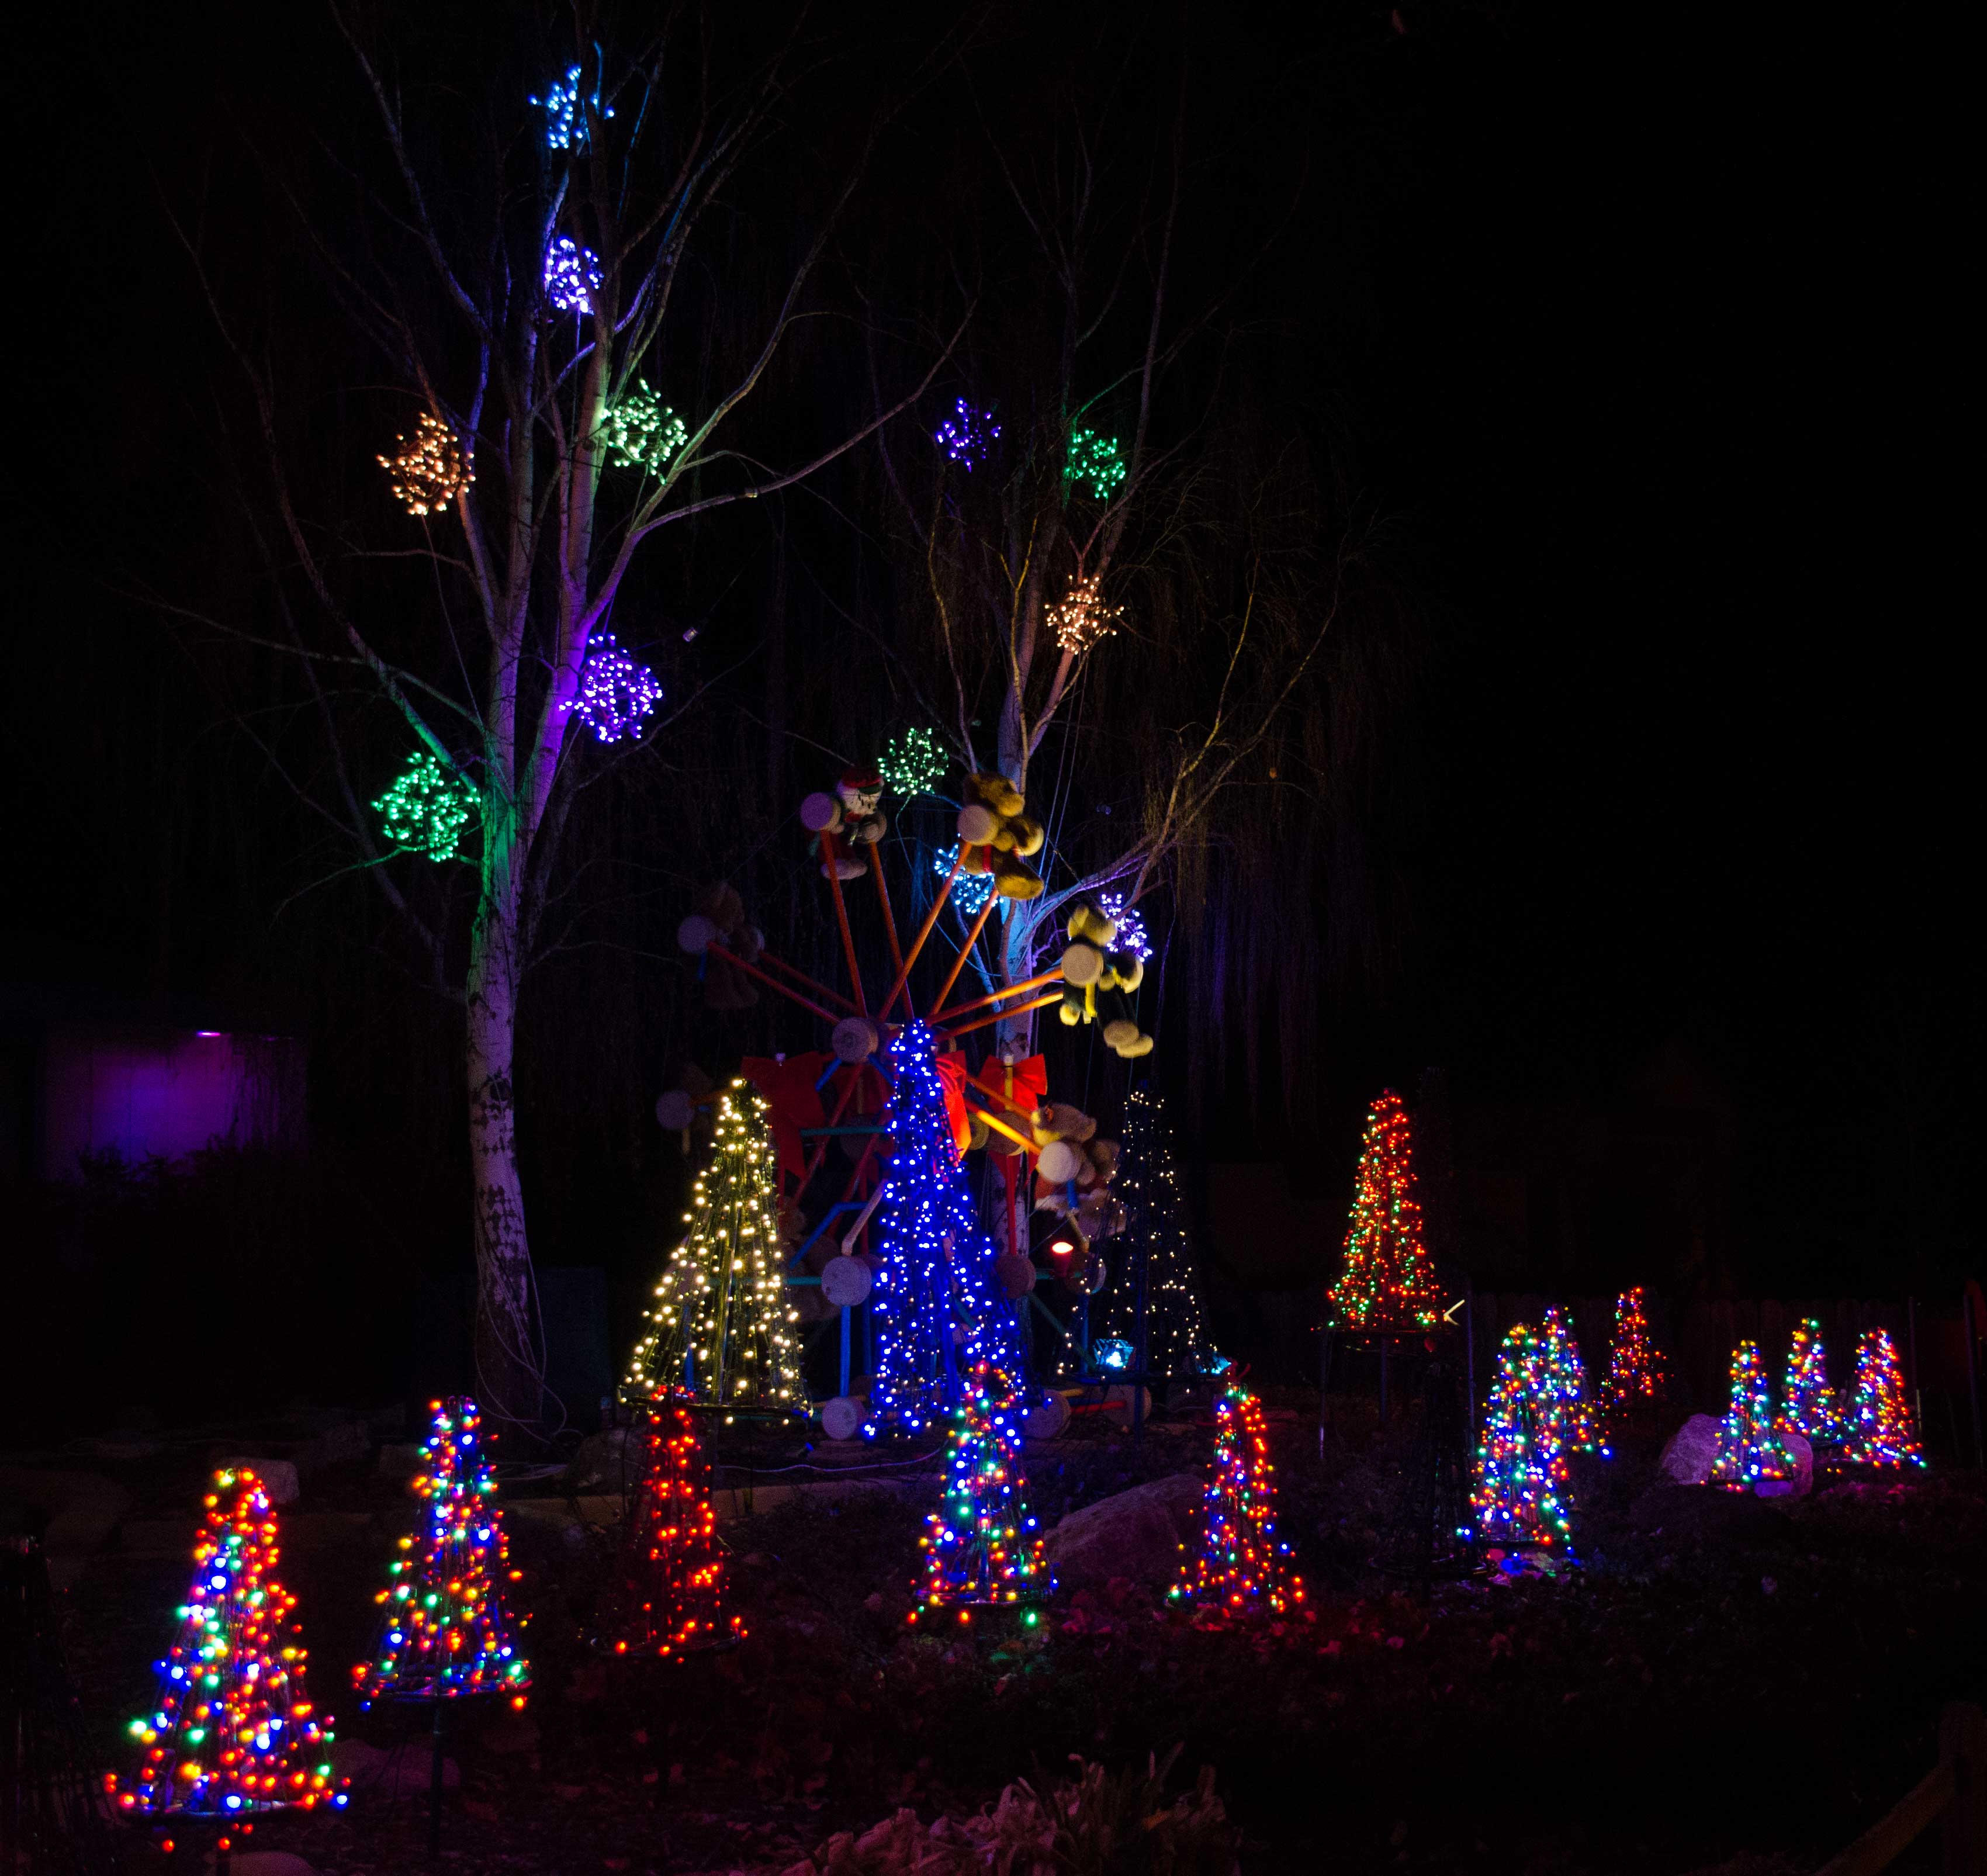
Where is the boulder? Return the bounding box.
[1762,1431,1813,1499]
[218,1459,299,1506]
[376,1443,424,1480]
[1043,1473,1204,1591]
[1657,1414,1722,1485]
[218,1854,322,1875]
[298,1420,371,1472]
[562,1424,641,1494]
[1627,1483,1791,1545]
[0,1469,133,1588]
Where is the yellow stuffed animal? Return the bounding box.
[956,773,1044,899]
[1058,902,1152,1054]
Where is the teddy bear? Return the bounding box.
[797,766,888,880]
[674,883,764,1010]
[1057,904,1151,1055]
[955,772,1045,899]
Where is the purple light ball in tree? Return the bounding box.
[934,400,1000,470]
[569,635,662,743]
[545,237,602,315]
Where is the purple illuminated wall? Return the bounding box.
[38,1026,305,1178]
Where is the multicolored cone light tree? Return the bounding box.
[1778,1318,1844,1445]
[911,1365,1051,1621]
[601,1393,742,1656]
[354,1399,530,1706]
[1708,1342,1799,1490]
[1599,1287,1670,1430]
[628,1081,803,1414]
[1538,1306,1607,1458]
[110,1468,348,1823]
[1471,1326,1576,1552]
[1841,1328,1924,1467]
[1168,1386,1306,1616]
[1327,1090,1444,1331]
[866,1022,1027,1437]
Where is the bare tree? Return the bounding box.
[176,11,957,1427]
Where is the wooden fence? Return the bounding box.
[1816,1702,1983,1875]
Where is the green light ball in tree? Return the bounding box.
[1064,427,1127,501]
[373,751,476,862]
[599,381,688,473]
[879,726,946,797]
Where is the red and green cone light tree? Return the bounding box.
[110,1467,348,1824]
[354,1398,530,1706]
[1841,1328,1924,1467]
[1599,1287,1670,1431]
[911,1364,1051,1622]
[1778,1318,1844,1445]
[602,1392,742,1656]
[1471,1325,1576,1552]
[1709,1342,1799,1490]
[1168,1386,1306,1617]
[1327,1090,1443,1331]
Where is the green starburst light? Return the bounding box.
[373,752,476,861]
[599,381,689,473]
[879,726,946,797]
[1064,428,1127,501]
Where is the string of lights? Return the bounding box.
[567,635,662,743]
[1778,1317,1844,1444]
[1841,1328,1924,1467]
[880,725,946,797]
[1168,1385,1304,1616]
[1046,572,1123,655]
[378,413,473,517]
[529,64,613,151]
[1538,1306,1607,1458]
[911,1363,1050,1621]
[353,1399,531,1705]
[1471,1325,1576,1552]
[1708,1342,1799,1490]
[373,751,476,862]
[598,380,687,472]
[1599,1287,1670,1429]
[601,1392,743,1656]
[865,1022,1026,1437]
[933,842,995,916]
[544,236,602,315]
[934,400,1000,469]
[1327,1090,1443,1331]
[628,1082,802,1415]
[1093,891,1151,961]
[1064,427,1127,500]
[1082,1086,1206,1379]
[110,1469,348,1823]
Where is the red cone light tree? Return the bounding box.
[1599,1287,1670,1430]
[1539,1306,1605,1458]
[1841,1328,1924,1468]
[1169,1385,1305,1616]
[1327,1091,1442,1331]
[603,1393,742,1656]
[110,1467,347,1823]
[1778,1318,1844,1445]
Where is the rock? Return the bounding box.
[1767,1431,1814,1498]
[1657,1414,1722,1485]
[1022,1393,1071,1442]
[819,1397,864,1442]
[0,1469,133,1588]
[376,1443,424,1480]
[1044,1473,1204,1591]
[562,1425,641,1494]
[218,1459,299,1505]
[298,1420,371,1471]
[216,1853,322,1875]
[334,1735,458,1795]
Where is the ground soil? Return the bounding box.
[44,1393,1986,1875]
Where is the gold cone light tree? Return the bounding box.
[629,1081,803,1414]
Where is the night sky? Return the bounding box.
[6,1,1972,1330]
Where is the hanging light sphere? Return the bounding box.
[568,635,662,743]
[544,237,603,315]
